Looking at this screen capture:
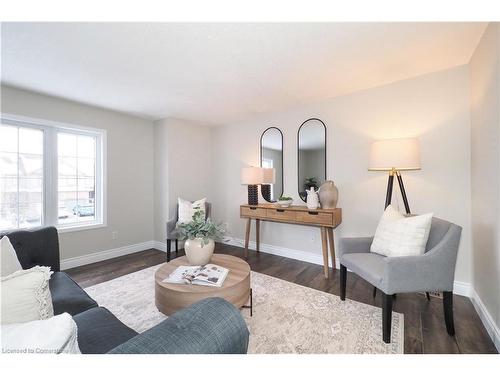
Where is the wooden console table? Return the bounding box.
[240,204,342,278]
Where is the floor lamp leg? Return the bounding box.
[385,172,395,209]
[396,171,411,214]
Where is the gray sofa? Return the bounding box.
[1,227,249,354]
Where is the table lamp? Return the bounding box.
[241,167,265,205]
[368,138,421,214]
[260,168,276,202]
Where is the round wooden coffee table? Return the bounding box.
[155,254,251,316]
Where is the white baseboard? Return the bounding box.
[153,240,167,252]
[452,280,471,297]
[470,288,500,352]
[60,240,157,270]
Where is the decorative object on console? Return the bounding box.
[173,209,226,266]
[306,187,320,209]
[277,196,293,207]
[260,168,276,202]
[260,127,283,202]
[369,137,421,214]
[318,180,339,209]
[304,177,319,191]
[241,166,265,205]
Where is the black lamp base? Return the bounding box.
[261,184,271,202]
[247,185,259,205]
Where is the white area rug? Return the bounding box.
[85,265,403,353]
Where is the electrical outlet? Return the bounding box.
[112,231,118,240]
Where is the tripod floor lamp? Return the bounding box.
[368,138,421,214]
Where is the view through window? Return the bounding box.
[0,125,44,229]
[0,118,104,232]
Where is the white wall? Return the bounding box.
[469,23,500,336]
[212,65,472,284]
[153,118,213,242]
[1,85,155,261]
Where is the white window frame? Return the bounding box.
[1,113,107,233]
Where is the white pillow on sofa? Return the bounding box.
[1,235,23,277]
[1,266,54,324]
[370,205,433,257]
[1,312,80,354]
[178,197,206,224]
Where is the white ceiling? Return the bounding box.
[1,22,486,125]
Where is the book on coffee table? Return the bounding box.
[163,264,229,287]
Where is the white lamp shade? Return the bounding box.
[241,167,265,185]
[369,138,421,171]
[262,168,276,184]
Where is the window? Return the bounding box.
[0,126,44,229]
[0,115,106,232]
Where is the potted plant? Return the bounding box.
[304,177,318,191]
[277,195,294,207]
[173,209,226,266]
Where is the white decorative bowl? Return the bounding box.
[277,199,293,207]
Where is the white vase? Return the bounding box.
[306,187,320,209]
[184,238,215,266]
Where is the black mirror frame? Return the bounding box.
[297,118,327,203]
[260,126,284,202]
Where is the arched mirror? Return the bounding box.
[298,118,326,202]
[260,127,283,202]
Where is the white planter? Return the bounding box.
[184,238,215,266]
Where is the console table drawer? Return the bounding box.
[241,206,267,218]
[295,211,333,226]
[267,208,296,221]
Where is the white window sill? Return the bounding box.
[57,222,107,233]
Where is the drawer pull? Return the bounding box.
[249,207,257,210]
[276,209,285,213]
[308,211,319,215]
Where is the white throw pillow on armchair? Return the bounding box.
[178,197,206,224]
[370,205,433,257]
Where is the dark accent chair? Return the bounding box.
[1,227,249,354]
[339,217,462,343]
[165,202,212,262]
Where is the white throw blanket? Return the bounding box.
[1,313,80,354]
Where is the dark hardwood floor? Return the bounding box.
[66,243,498,354]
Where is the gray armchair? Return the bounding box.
[165,202,212,262]
[339,217,462,343]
